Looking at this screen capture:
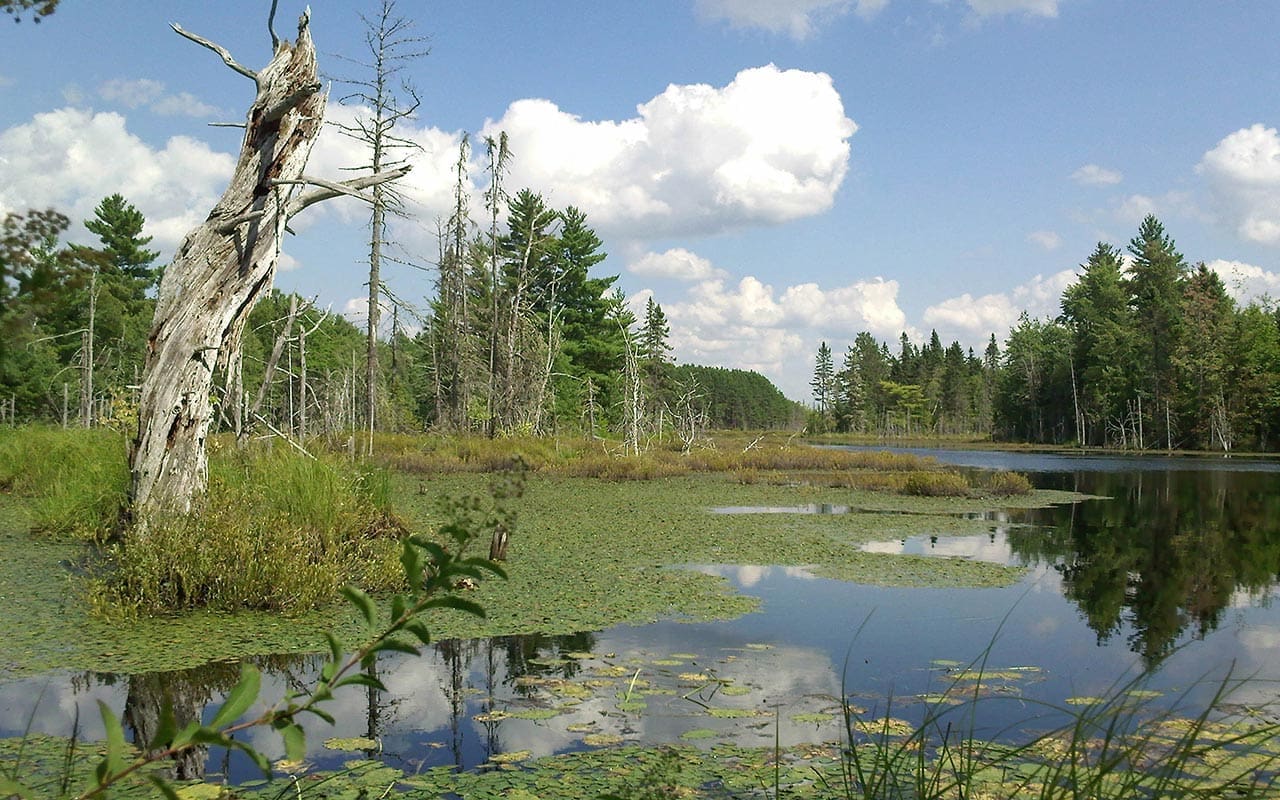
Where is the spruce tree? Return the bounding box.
[1126,215,1187,448]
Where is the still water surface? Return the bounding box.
[5,447,1280,782]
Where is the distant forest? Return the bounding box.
[0,191,800,442]
[809,215,1280,452]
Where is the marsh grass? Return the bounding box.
[835,656,1280,800]
[373,432,1031,498]
[0,428,408,614]
[90,445,405,615]
[0,426,129,541]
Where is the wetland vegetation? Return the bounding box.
[4,428,1280,798]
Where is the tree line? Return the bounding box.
[0,190,797,443]
[810,215,1280,452]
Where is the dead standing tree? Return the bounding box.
[129,8,409,522]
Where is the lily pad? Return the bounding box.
[678,672,713,682]
[489,750,533,764]
[508,707,562,721]
[582,733,625,746]
[323,736,379,752]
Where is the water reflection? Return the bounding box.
[1011,469,1280,668]
[7,451,1280,785]
[832,445,1280,669]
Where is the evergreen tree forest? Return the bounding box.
[810,215,1280,452]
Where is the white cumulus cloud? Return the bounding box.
[647,252,911,397]
[0,107,235,250]
[630,248,728,281]
[97,78,222,118]
[1071,164,1122,186]
[97,78,165,108]
[1206,259,1280,305]
[483,64,856,239]
[923,269,1077,345]
[1199,123,1280,245]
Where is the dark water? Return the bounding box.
[5,448,1280,782]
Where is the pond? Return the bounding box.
[4,447,1280,785]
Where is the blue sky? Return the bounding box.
[3,1,1279,400]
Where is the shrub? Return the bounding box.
[983,470,1034,497]
[901,470,971,497]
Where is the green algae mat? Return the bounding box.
[0,474,1079,679]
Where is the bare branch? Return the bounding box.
[268,0,280,50]
[282,166,413,219]
[171,23,259,84]
[208,121,247,129]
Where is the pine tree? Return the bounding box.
[1126,215,1187,448]
[78,194,159,308]
[1061,242,1134,445]
[333,0,426,448]
[811,341,834,415]
[833,345,864,432]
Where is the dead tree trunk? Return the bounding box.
[129,10,408,522]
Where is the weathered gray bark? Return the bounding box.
[129,11,408,522]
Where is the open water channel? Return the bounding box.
[4,448,1280,784]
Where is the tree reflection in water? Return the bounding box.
[1007,468,1280,668]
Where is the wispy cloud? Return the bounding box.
[1071,164,1122,186]
[97,78,222,118]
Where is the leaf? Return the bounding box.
[341,586,378,627]
[304,706,336,725]
[280,723,307,763]
[146,774,182,800]
[97,699,127,777]
[460,557,508,580]
[335,673,388,692]
[404,619,433,645]
[391,593,408,622]
[147,698,177,751]
[230,739,273,778]
[209,663,261,730]
[371,638,421,657]
[171,720,201,749]
[187,727,235,748]
[416,540,448,566]
[421,596,486,618]
[324,631,344,665]
[400,542,423,585]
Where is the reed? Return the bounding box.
[833,646,1280,799]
